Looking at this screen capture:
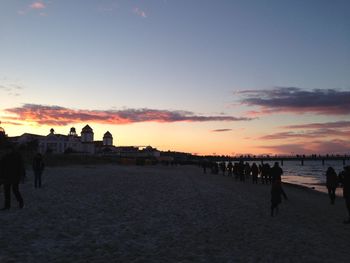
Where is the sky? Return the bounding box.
[1,0,350,155]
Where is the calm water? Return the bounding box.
[224,159,349,195]
[254,160,348,195]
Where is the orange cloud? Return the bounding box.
[4,104,251,126]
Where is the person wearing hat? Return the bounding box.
[343,166,350,224]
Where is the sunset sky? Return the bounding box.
[1,0,350,155]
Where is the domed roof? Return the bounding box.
[82,124,93,133]
[70,127,76,133]
[103,131,112,138]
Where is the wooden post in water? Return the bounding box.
[343,159,346,166]
[301,159,304,166]
[281,159,284,166]
[322,159,325,166]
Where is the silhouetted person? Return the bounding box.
[326,166,338,204]
[338,170,345,187]
[238,161,245,182]
[0,148,25,210]
[33,153,45,188]
[270,162,283,183]
[342,166,350,224]
[261,163,270,184]
[233,163,239,180]
[220,162,226,176]
[244,162,251,181]
[251,163,259,184]
[227,162,233,176]
[270,179,287,217]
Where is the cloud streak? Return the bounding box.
[0,84,23,97]
[133,7,147,18]
[259,139,350,155]
[238,87,350,116]
[211,129,232,132]
[259,129,350,140]
[18,1,47,15]
[30,2,46,9]
[4,104,252,126]
[282,121,350,130]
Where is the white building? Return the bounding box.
[12,124,114,155]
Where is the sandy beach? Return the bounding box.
[1,164,349,262]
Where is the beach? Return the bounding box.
[1,164,349,263]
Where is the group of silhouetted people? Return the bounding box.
[202,160,288,217]
[202,160,350,222]
[202,160,283,185]
[1,146,45,211]
[326,165,350,224]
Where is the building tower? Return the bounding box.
[69,127,77,137]
[103,131,113,146]
[81,125,94,142]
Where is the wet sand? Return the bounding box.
[0,165,349,262]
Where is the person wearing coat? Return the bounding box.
[271,179,288,217]
[326,166,338,204]
[0,148,25,210]
[32,153,45,188]
[270,162,283,183]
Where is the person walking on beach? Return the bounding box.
[244,162,251,181]
[0,147,25,210]
[326,166,338,204]
[33,153,45,188]
[238,161,245,182]
[251,163,259,184]
[270,179,288,217]
[227,162,233,177]
[342,166,350,224]
[261,163,270,184]
[270,162,283,183]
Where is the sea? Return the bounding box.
[248,159,349,195]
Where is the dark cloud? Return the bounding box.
[282,121,350,129]
[259,129,350,140]
[259,139,350,155]
[239,87,350,115]
[211,129,232,132]
[4,104,252,126]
